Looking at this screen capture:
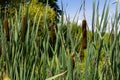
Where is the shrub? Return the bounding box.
[22,0,56,27]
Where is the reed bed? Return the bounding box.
[0,0,120,80]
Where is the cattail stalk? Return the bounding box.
[22,15,27,42]
[83,0,86,19]
[0,42,2,56]
[80,50,84,62]
[3,18,10,41]
[82,19,87,49]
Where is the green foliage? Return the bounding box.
[0,0,120,80]
[19,0,56,39]
[38,0,62,22]
[23,0,56,26]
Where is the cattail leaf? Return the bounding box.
[99,0,107,31]
[30,64,35,80]
[45,70,67,80]
[101,1,109,36]
[15,25,18,42]
[67,55,73,80]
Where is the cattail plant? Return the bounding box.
[80,0,87,62]
[22,15,27,42]
[49,23,56,44]
[82,0,87,49]
[3,18,10,41]
[82,19,87,49]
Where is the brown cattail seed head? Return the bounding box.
[3,18,10,41]
[82,19,87,49]
[71,54,75,69]
[49,23,55,44]
[22,15,27,42]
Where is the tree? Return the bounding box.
[37,0,62,23]
[0,0,10,19]
[0,0,10,6]
[0,0,23,7]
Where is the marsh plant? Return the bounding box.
[0,0,120,80]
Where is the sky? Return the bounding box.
[57,0,120,30]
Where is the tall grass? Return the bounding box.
[0,0,120,80]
